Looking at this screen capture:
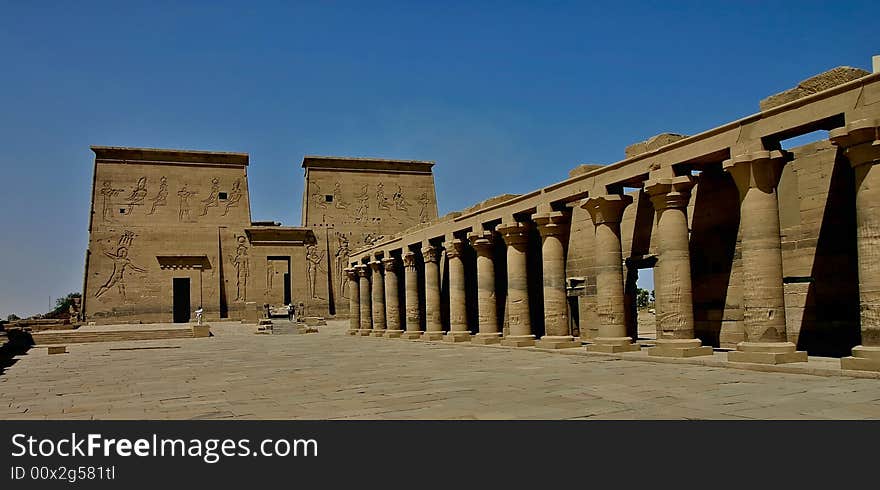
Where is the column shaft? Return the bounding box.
[444,239,471,342]
[401,251,423,339]
[469,231,501,344]
[345,268,359,335]
[724,150,806,364]
[421,246,444,340]
[498,222,535,347]
[369,261,386,336]
[356,265,372,335]
[534,211,579,349]
[581,194,640,353]
[383,257,403,338]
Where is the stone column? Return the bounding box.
[421,245,444,340]
[401,251,423,340]
[497,222,535,347]
[468,230,501,344]
[581,195,640,352]
[383,256,403,338]
[831,119,880,371]
[644,176,712,357]
[368,260,386,336]
[356,265,372,335]
[444,239,471,342]
[724,150,807,364]
[345,268,359,335]
[533,211,579,349]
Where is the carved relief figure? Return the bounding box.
[147,177,168,215]
[334,233,351,298]
[94,231,146,301]
[124,177,148,214]
[306,244,326,299]
[418,192,431,223]
[99,181,124,222]
[311,182,328,209]
[200,178,221,216]
[177,185,198,222]
[222,179,243,216]
[333,182,350,209]
[266,258,275,293]
[354,184,369,221]
[376,182,391,210]
[230,236,249,301]
[392,184,409,211]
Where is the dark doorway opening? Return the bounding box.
[283,272,291,305]
[173,278,191,323]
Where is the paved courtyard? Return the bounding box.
[2,320,880,420]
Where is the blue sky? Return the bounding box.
[0,1,875,317]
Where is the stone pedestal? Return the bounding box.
[644,176,711,357]
[468,230,501,345]
[831,119,880,371]
[581,195,640,353]
[648,338,714,358]
[356,265,372,335]
[421,245,444,341]
[369,260,386,336]
[344,268,359,335]
[382,257,403,338]
[401,251,423,340]
[724,150,806,364]
[533,210,578,349]
[497,222,535,347]
[444,239,471,343]
[192,324,211,338]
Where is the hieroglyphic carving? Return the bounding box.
[354,184,369,221]
[311,182,328,210]
[333,182,350,209]
[99,181,124,222]
[147,177,168,215]
[95,230,146,301]
[199,178,221,216]
[393,184,409,211]
[177,185,198,222]
[306,244,326,299]
[376,182,391,210]
[334,233,352,298]
[418,192,431,223]
[230,235,249,301]
[222,179,243,216]
[124,177,148,214]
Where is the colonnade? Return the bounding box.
[342,122,880,372]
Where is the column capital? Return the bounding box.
[421,246,441,263]
[355,264,369,277]
[468,230,495,254]
[580,194,633,225]
[445,239,466,259]
[644,175,695,211]
[830,118,880,168]
[344,267,358,280]
[368,260,383,272]
[381,256,398,272]
[496,221,531,246]
[722,149,789,196]
[402,251,417,270]
[532,210,570,237]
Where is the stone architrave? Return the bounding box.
[421,245,444,340]
[580,194,641,353]
[831,119,880,371]
[497,222,535,347]
[644,176,712,357]
[723,150,807,364]
[444,239,471,342]
[400,251,423,340]
[368,260,386,336]
[533,211,580,349]
[468,230,501,344]
[344,267,359,335]
[355,265,372,335]
[382,256,403,338]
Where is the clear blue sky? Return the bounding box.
[0,1,875,318]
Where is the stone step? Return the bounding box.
[32,328,194,345]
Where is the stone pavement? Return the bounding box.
[1,320,879,420]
